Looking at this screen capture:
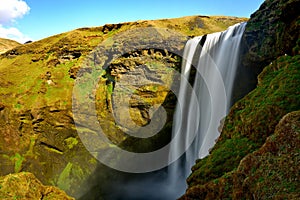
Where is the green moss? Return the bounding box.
[188,138,258,185]
[14,104,22,109]
[56,162,89,195]
[10,153,25,173]
[107,82,114,95]
[25,136,36,157]
[64,137,79,150]
[57,162,73,191]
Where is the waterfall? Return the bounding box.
[168,22,247,198]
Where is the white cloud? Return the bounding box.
[0,0,30,24]
[0,0,31,43]
[0,25,31,43]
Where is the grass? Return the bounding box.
[0,38,20,54]
[0,15,245,111]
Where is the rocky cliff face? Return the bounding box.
[0,16,246,198]
[241,0,300,69]
[232,0,300,103]
[181,0,300,199]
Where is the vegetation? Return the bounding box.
[0,172,74,199]
[182,0,300,197]
[0,15,245,198]
[183,55,300,199]
[0,38,20,54]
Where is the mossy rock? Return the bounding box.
[182,106,300,199]
[0,172,74,200]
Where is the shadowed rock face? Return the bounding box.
[232,0,300,104]
[241,0,300,70]
[0,172,75,199]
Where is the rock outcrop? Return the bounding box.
[232,0,300,103]
[241,0,300,70]
[0,172,74,199]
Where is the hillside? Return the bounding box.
[0,15,246,198]
[0,38,20,54]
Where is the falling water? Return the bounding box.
[168,22,247,198]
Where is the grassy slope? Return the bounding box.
[0,16,246,112]
[0,38,20,54]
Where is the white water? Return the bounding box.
[168,22,247,198]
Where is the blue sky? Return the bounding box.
[0,0,264,43]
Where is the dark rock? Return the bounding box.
[241,0,300,70]
[68,66,80,79]
[0,103,5,111]
[232,0,300,105]
[102,23,123,34]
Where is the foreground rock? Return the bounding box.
[0,172,74,199]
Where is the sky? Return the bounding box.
[0,0,265,43]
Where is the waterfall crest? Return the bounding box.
[168,22,247,198]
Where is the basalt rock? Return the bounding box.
[232,0,300,103]
[241,0,300,70]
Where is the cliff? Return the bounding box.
[0,16,246,198]
[181,0,300,199]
